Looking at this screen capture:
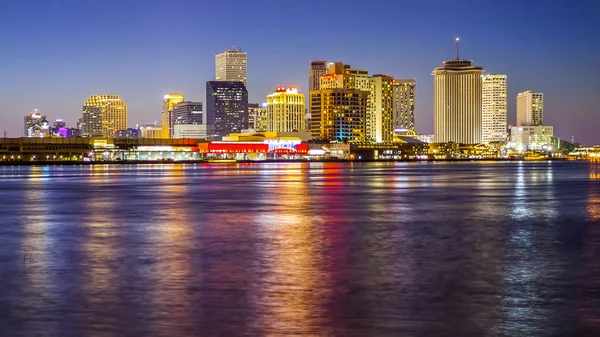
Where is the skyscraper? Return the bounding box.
[309,60,328,91]
[162,94,185,138]
[368,75,395,143]
[24,109,49,137]
[482,74,508,143]
[215,48,247,86]
[516,90,543,126]
[206,81,249,138]
[265,86,306,132]
[311,64,368,142]
[433,39,483,144]
[82,95,127,137]
[171,102,213,139]
[392,79,416,131]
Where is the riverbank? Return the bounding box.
[0,157,573,166]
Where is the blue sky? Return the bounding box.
[1,0,599,143]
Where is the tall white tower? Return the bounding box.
[215,48,247,86]
[516,90,543,126]
[482,74,507,143]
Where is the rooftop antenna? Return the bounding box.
[456,37,460,60]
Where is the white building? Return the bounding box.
[392,79,416,131]
[215,48,247,86]
[509,125,554,151]
[140,124,162,138]
[516,90,543,126]
[482,74,507,143]
[433,57,483,144]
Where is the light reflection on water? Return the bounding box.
[0,161,599,336]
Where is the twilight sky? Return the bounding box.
[1,0,599,143]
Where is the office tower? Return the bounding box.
[433,39,483,144]
[482,74,508,143]
[206,81,248,138]
[392,79,416,131]
[516,90,543,126]
[81,95,127,138]
[311,64,368,141]
[265,86,306,132]
[248,103,268,131]
[162,94,184,138]
[309,60,328,91]
[24,109,49,137]
[368,75,395,143]
[171,102,203,126]
[170,101,213,139]
[215,48,247,86]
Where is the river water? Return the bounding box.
[1,161,600,336]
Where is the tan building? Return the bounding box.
[266,87,305,132]
[140,124,163,138]
[392,79,416,131]
[368,75,395,143]
[482,74,508,142]
[310,62,368,142]
[215,48,247,86]
[82,94,127,138]
[433,53,483,144]
[516,90,543,126]
[162,94,184,138]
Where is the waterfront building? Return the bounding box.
[173,124,213,139]
[215,48,247,86]
[162,94,184,138]
[392,79,416,131]
[82,95,127,138]
[248,103,268,131]
[433,39,483,144]
[368,75,395,143]
[206,81,249,138]
[311,63,368,142]
[265,86,305,132]
[482,74,508,143]
[24,109,50,137]
[509,125,554,151]
[516,90,543,126]
[309,60,328,91]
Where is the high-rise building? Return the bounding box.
[170,101,213,139]
[171,102,203,126]
[82,95,127,137]
[346,66,370,91]
[24,109,50,137]
[482,74,508,143]
[215,48,247,86]
[309,60,328,91]
[516,90,543,127]
[368,75,395,143]
[311,62,368,142]
[392,79,416,132]
[265,86,306,132]
[433,40,483,144]
[248,103,268,131]
[206,81,249,138]
[162,94,184,138]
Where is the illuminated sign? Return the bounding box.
[264,139,301,152]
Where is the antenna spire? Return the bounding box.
[456,37,460,60]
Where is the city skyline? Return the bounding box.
[1,1,599,144]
